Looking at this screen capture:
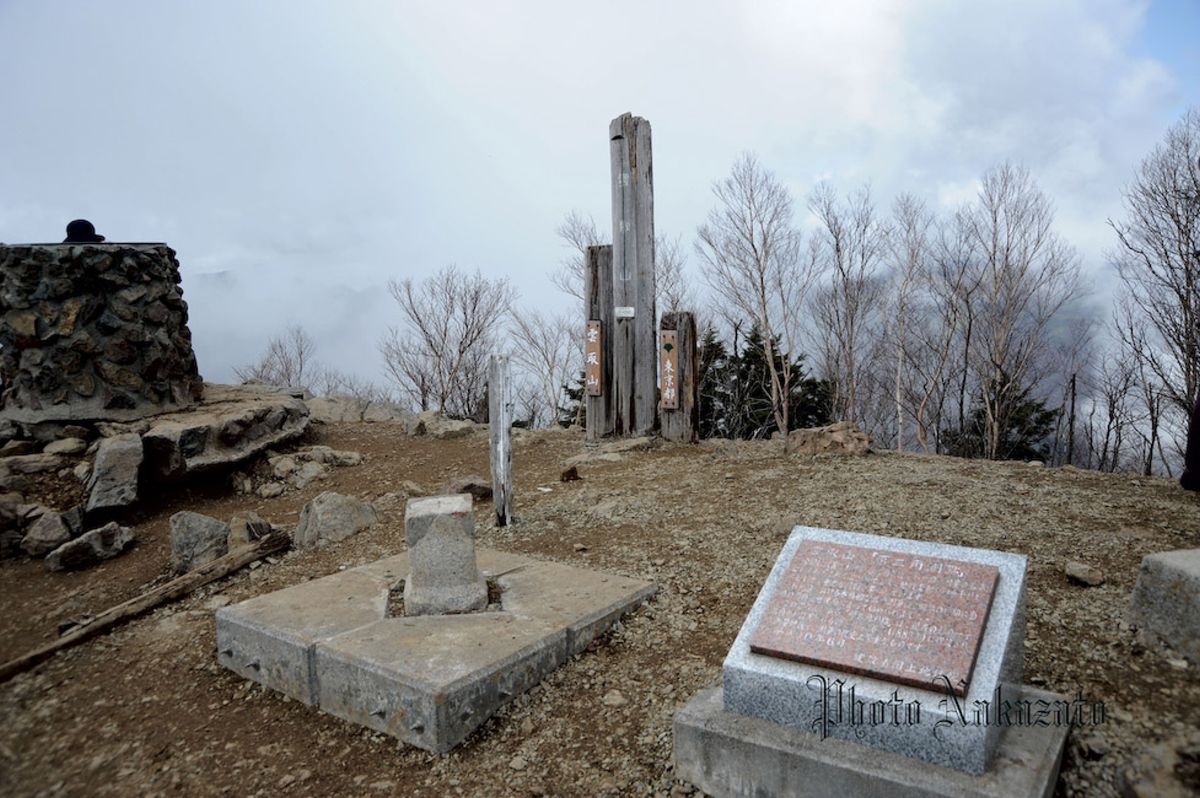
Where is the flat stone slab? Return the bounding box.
[1129,547,1200,665]
[748,539,999,695]
[216,548,655,752]
[724,527,1027,775]
[674,687,1068,798]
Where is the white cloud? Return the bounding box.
[0,0,1194,385]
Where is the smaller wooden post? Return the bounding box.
[489,354,513,525]
[585,245,615,442]
[659,312,698,443]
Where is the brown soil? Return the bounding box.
[1,422,1198,797]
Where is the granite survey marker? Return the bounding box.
[749,540,999,695]
[217,548,655,752]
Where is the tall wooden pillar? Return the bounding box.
[609,112,657,437]
[659,312,699,443]
[585,245,615,442]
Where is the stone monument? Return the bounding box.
[674,526,1075,797]
[0,241,204,422]
[403,494,488,615]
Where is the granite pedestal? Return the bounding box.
[217,548,655,752]
[674,526,1071,797]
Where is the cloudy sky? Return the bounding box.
[1,0,1197,386]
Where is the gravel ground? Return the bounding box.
[1,421,1198,797]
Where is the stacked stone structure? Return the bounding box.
[0,243,203,422]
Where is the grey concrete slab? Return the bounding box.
[674,687,1068,798]
[723,526,1027,775]
[499,561,658,655]
[1129,548,1200,665]
[215,570,390,705]
[315,613,565,753]
[216,548,656,751]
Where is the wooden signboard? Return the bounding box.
[585,321,603,397]
[659,330,678,409]
[749,540,999,696]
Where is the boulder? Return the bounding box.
[228,512,272,552]
[306,395,412,425]
[169,511,230,573]
[43,437,87,456]
[86,433,143,512]
[45,522,133,571]
[297,445,363,467]
[291,460,328,489]
[0,440,35,456]
[0,492,25,558]
[600,437,655,455]
[786,421,871,456]
[407,411,478,440]
[141,383,309,481]
[21,511,73,557]
[293,492,378,548]
[1,453,66,474]
[1130,548,1200,665]
[257,482,285,499]
[442,475,493,501]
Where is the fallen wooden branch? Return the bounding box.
[0,530,291,685]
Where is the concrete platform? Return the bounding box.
[216,548,655,751]
[674,688,1069,798]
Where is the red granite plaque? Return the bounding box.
[749,540,999,696]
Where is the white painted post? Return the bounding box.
[488,354,513,526]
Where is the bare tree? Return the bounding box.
[889,193,933,450]
[508,309,576,428]
[899,213,981,452]
[808,182,891,427]
[656,233,696,316]
[1110,107,1200,459]
[962,163,1082,460]
[379,266,515,417]
[235,325,317,390]
[550,210,605,301]
[696,153,815,438]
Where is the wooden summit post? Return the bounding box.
[659,312,698,443]
[488,354,513,526]
[609,113,657,437]
[585,245,615,442]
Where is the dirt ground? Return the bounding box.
[1,421,1198,798]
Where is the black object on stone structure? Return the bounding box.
[1182,393,1200,491]
[63,219,105,243]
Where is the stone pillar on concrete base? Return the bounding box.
[403,494,487,616]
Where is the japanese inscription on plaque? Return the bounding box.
[585,321,603,397]
[749,540,999,696]
[659,330,678,410]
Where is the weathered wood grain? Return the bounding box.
[609,112,657,437]
[585,245,615,442]
[659,312,699,443]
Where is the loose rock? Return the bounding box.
[442,475,493,501]
[21,511,73,557]
[86,433,143,512]
[293,492,378,548]
[43,437,87,456]
[169,511,230,573]
[1065,561,1105,586]
[228,512,272,552]
[45,522,133,571]
[786,421,871,456]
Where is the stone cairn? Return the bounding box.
[403,494,488,615]
[0,243,204,423]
